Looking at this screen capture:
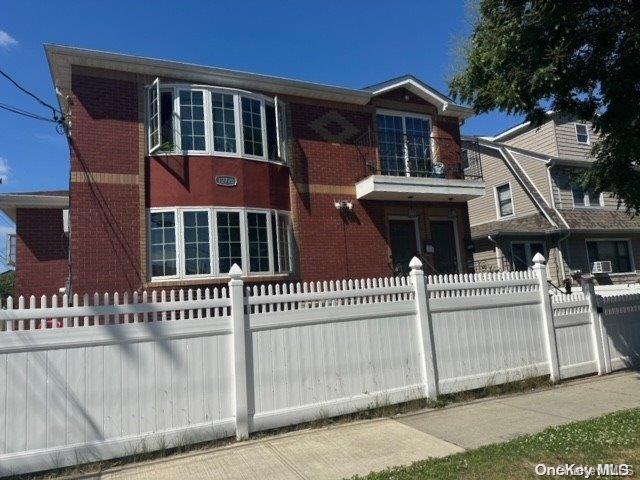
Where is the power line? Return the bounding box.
[0,102,58,123]
[0,68,62,116]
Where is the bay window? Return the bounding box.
[149,207,293,280]
[146,79,288,163]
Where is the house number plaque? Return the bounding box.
[215,175,238,187]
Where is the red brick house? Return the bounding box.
[1,45,485,297]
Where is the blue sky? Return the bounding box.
[0,0,523,244]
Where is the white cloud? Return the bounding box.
[0,30,18,50]
[0,157,10,184]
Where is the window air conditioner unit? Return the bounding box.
[591,261,612,274]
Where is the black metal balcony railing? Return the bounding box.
[354,131,483,182]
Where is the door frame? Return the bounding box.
[510,240,548,271]
[388,215,422,265]
[429,216,463,274]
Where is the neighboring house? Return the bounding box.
[466,112,640,286]
[0,45,485,297]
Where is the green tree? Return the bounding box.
[449,0,640,212]
[0,270,14,303]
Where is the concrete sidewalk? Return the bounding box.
[102,371,640,480]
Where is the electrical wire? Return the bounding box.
[0,68,62,116]
[0,102,59,123]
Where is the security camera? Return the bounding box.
[334,200,353,210]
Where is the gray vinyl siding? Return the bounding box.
[508,151,552,206]
[504,120,558,157]
[553,114,598,160]
[468,146,538,226]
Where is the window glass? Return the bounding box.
[576,124,589,144]
[496,184,513,217]
[148,85,160,151]
[160,90,174,151]
[150,212,177,277]
[588,191,601,206]
[404,117,431,175]
[247,212,269,272]
[376,114,405,175]
[217,212,242,274]
[212,92,237,153]
[573,183,601,207]
[572,185,586,206]
[242,97,264,156]
[277,214,291,272]
[587,240,632,273]
[179,90,206,151]
[183,211,211,275]
[265,103,277,160]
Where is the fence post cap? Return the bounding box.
[532,253,546,265]
[228,264,243,279]
[409,256,423,271]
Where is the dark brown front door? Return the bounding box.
[389,219,419,275]
[430,220,458,274]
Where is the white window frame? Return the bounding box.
[147,78,161,153]
[148,206,293,281]
[575,123,590,145]
[148,208,181,281]
[375,109,433,177]
[585,238,636,275]
[273,211,292,272]
[571,186,604,209]
[180,208,214,279]
[494,182,515,219]
[146,83,287,166]
[175,87,210,155]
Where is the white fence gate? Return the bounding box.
[0,256,639,476]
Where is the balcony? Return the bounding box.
[354,133,485,202]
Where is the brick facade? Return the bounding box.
[15,208,68,296]
[15,63,475,296]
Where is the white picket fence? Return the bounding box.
[0,257,638,476]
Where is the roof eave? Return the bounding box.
[44,44,372,105]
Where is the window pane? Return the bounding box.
[588,191,601,207]
[511,243,527,271]
[160,91,174,150]
[212,92,237,153]
[247,212,269,272]
[376,114,405,175]
[217,212,242,273]
[241,97,263,156]
[572,185,586,206]
[179,90,206,151]
[183,211,211,275]
[277,214,291,272]
[265,104,277,160]
[405,117,431,175]
[496,185,513,216]
[150,211,177,277]
[587,240,632,273]
[148,85,160,150]
[576,124,589,144]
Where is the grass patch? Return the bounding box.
[351,408,640,480]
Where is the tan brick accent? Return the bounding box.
[294,183,356,196]
[71,171,140,185]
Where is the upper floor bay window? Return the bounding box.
[146,79,288,164]
[575,123,590,145]
[149,207,293,280]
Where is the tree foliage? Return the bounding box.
[450,0,640,213]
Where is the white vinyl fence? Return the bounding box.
[0,256,639,476]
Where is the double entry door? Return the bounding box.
[388,218,459,275]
